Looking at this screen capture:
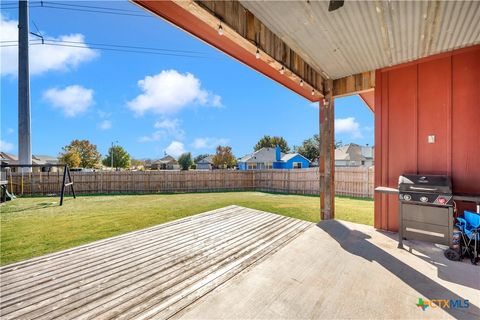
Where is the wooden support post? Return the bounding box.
[60,165,67,206]
[319,80,335,220]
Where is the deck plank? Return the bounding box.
[1,206,254,298]
[0,206,312,320]
[1,208,270,317]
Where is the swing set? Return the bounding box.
[0,164,76,206]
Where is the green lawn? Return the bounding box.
[0,192,373,265]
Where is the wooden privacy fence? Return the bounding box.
[5,167,374,198]
[334,167,374,198]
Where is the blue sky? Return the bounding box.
[0,1,373,159]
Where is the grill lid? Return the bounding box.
[398,174,452,194]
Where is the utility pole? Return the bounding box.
[18,0,32,172]
[111,142,114,170]
[111,141,118,171]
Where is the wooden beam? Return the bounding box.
[333,71,375,98]
[133,0,325,101]
[196,0,324,93]
[358,91,375,112]
[319,80,335,220]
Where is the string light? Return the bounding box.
[300,79,304,87]
[279,66,285,75]
[311,89,315,96]
[255,48,260,59]
[218,24,224,36]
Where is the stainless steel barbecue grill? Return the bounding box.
[398,174,454,248]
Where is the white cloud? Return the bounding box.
[140,118,185,142]
[1,14,98,77]
[98,120,112,130]
[0,139,14,152]
[192,137,229,149]
[43,85,94,117]
[154,118,179,130]
[127,70,223,115]
[139,131,165,143]
[165,141,185,158]
[335,117,363,138]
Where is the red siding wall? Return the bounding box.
[375,46,480,231]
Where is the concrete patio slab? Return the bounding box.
[177,219,480,319]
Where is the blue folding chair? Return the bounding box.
[456,211,480,264]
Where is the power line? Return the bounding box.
[2,1,148,15]
[44,39,210,55]
[27,42,220,59]
[1,39,215,57]
[34,3,153,18]
[38,1,148,14]
[0,3,41,10]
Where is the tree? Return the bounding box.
[212,146,236,169]
[178,152,193,170]
[60,139,101,168]
[295,134,320,161]
[254,135,290,153]
[194,154,209,164]
[295,135,344,161]
[102,145,131,170]
[58,149,81,168]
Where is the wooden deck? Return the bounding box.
[0,205,311,319]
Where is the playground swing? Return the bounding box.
[0,164,76,206]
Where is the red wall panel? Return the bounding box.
[452,50,480,194]
[417,57,451,175]
[375,45,480,232]
[385,66,418,231]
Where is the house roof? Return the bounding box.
[239,148,310,163]
[154,155,178,164]
[281,153,311,163]
[0,152,17,161]
[0,153,59,165]
[33,155,58,163]
[239,147,284,163]
[335,144,373,162]
[196,155,214,164]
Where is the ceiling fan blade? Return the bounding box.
[328,0,345,12]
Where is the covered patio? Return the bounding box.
[132,0,480,226]
[2,1,478,319]
[1,206,478,319]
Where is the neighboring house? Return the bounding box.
[0,152,18,167]
[196,155,214,170]
[33,155,59,172]
[0,152,59,172]
[335,143,374,167]
[238,146,310,170]
[150,155,180,170]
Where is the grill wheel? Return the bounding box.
[444,248,461,261]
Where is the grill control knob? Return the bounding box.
[420,196,428,202]
[403,194,412,201]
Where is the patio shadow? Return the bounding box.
[317,220,479,319]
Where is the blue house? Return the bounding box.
[238,146,310,170]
